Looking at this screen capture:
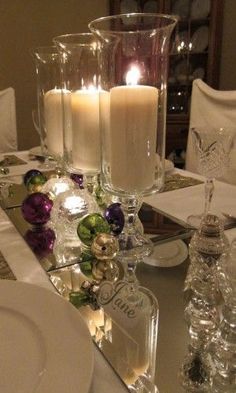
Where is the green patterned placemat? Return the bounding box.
[163,173,203,192]
[0,251,16,280]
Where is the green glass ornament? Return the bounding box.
[79,261,93,278]
[77,213,110,246]
[27,174,47,194]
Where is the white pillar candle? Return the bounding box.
[109,67,159,193]
[71,89,100,173]
[44,88,64,157]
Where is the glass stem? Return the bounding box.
[84,174,98,195]
[122,197,142,236]
[204,178,214,216]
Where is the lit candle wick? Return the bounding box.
[126,66,140,86]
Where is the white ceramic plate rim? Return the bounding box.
[190,0,210,19]
[143,239,188,267]
[191,26,209,53]
[0,280,94,393]
[172,0,190,18]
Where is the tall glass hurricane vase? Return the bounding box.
[53,33,102,191]
[89,13,177,259]
[32,46,65,171]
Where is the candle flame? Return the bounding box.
[126,66,140,86]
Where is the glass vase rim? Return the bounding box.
[31,45,58,57]
[31,45,59,62]
[89,12,179,35]
[53,32,97,47]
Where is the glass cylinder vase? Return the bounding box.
[32,46,65,170]
[89,13,177,259]
[53,33,102,189]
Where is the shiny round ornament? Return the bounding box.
[23,169,43,186]
[104,203,125,235]
[24,227,55,259]
[91,233,119,260]
[50,188,98,234]
[21,192,53,225]
[70,173,84,189]
[41,176,75,200]
[92,260,119,282]
[77,213,110,247]
[26,173,47,193]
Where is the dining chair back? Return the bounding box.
[0,87,17,152]
[185,78,236,184]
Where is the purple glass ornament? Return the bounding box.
[23,169,43,186]
[21,192,53,225]
[104,203,125,235]
[24,227,55,259]
[70,173,84,189]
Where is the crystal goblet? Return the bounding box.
[187,127,234,228]
[89,13,177,260]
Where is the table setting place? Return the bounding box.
[1,12,236,393]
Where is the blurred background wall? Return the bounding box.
[0,0,235,150]
[219,0,236,90]
[0,0,109,150]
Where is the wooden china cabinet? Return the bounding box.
[109,0,224,165]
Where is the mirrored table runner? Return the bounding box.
[0,170,200,393]
[3,207,191,392]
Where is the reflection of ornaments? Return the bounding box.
[92,260,119,282]
[21,192,53,225]
[77,213,110,246]
[91,233,119,260]
[104,203,125,235]
[26,173,47,193]
[24,227,55,258]
[41,176,75,200]
[70,173,84,189]
[23,169,43,186]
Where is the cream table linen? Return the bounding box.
[0,150,52,183]
[144,169,236,243]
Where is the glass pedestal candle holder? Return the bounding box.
[32,46,67,172]
[89,13,177,260]
[211,239,236,391]
[53,33,102,194]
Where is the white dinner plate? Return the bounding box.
[172,0,190,18]
[192,67,205,80]
[0,280,94,393]
[143,239,188,267]
[190,0,210,19]
[191,26,209,53]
